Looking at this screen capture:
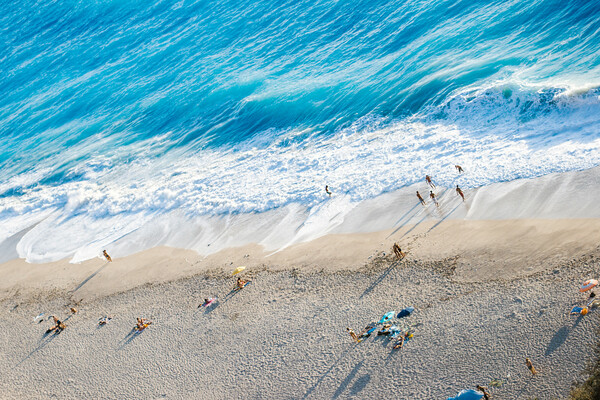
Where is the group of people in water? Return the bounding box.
[327,165,466,206]
[417,166,465,208]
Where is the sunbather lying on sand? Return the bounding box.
[199,298,216,308]
[476,385,491,400]
[346,328,359,343]
[525,358,537,375]
[98,316,112,326]
[358,323,377,339]
[46,316,66,334]
[393,336,404,350]
[236,277,250,290]
[377,324,392,335]
[135,318,152,331]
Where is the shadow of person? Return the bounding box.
[302,346,353,399]
[72,262,110,294]
[332,361,363,399]
[349,374,371,396]
[360,260,400,299]
[545,325,569,356]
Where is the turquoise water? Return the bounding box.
[2,0,600,261]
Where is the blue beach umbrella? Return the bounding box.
[379,311,395,324]
[447,389,484,400]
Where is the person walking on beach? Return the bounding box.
[476,385,491,400]
[103,250,112,262]
[346,327,359,343]
[416,191,425,205]
[392,243,405,259]
[425,175,435,188]
[455,165,464,173]
[325,185,332,197]
[456,185,465,201]
[430,191,439,207]
[525,358,537,375]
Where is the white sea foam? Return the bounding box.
[2,83,600,263]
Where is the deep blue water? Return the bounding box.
[1,0,600,260]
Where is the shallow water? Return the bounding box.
[2,0,600,261]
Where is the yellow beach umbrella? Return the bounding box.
[232,266,246,276]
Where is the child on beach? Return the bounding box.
[103,250,112,262]
[525,358,537,375]
[416,191,425,205]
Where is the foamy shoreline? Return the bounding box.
[2,166,600,300]
[1,168,600,399]
[5,164,600,266]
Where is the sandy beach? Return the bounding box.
[1,168,600,399]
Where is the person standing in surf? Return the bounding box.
[325,185,332,197]
[416,191,426,205]
[456,185,465,201]
[425,175,435,188]
[103,250,112,262]
[430,191,439,207]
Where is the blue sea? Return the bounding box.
[2,0,600,262]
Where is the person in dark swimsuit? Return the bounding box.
[416,191,425,205]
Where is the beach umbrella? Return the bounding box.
[580,279,598,292]
[397,307,415,318]
[446,389,484,400]
[232,266,246,276]
[379,311,395,324]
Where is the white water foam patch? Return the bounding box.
[3,84,600,262]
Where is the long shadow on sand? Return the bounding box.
[302,347,353,399]
[18,330,62,366]
[349,373,371,396]
[360,260,401,299]
[545,326,569,356]
[332,360,363,399]
[71,262,110,294]
[118,327,145,349]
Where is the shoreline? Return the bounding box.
[5,165,600,265]
[2,217,600,302]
